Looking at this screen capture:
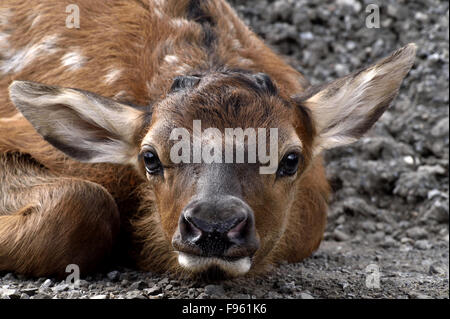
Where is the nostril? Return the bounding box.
[227,217,249,243]
[180,214,202,242]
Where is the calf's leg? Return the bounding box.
[0,153,120,278]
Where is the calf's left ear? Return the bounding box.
[297,43,416,155]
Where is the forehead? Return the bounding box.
[144,117,298,150]
[145,72,299,141]
[142,74,309,150]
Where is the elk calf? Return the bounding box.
[0,0,416,279]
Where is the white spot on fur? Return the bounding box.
[61,50,86,71]
[238,58,254,67]
[227,20,235,32]
[0,113,22,122]
[113,90,129,100]
[104,69,122,85]
[164,54,179,65]
[178,252,252,276]
[0,8,12,26]
[0,32,10,51]
[30,14,41,28]
[0,34,59,74]
[146,81,152,94]
[154,7,163,18]
[170,18,190,28]
[232,39,242,50]
[175,63,191,74]
[153,0,165,7]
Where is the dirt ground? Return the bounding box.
[1,0,448,299]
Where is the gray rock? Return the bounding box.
[381,236,397,248]
[387,4,398,17]
[268,0,292,22]
[300,32,314,41]
[334,63,349,77]
[336,0,361,13]
[67,291,81,299]
[0,287,20,299]
[361,221,377,233]
[394,171,436,202]
[406,227,428,240]
[39,279,53,290]
[427,189,447,200]
[2,273,15,281]
[429,264,447,276]
[414,12,429,23]
[371,231,386,243]
[300,292,314,299]
[126,290,147,299]
[423,200,449,223]
[279,281,296,294]
[266,23,298,43]
[409,292,432,299]
[418,165,446,176]
[336,215,346,225]
[129,280,147,290]
[346,41,357,51]
[204,284,225,296]
[266,291,283,298]
[107,271,121,282]
[158,278,169,285]
[52,283,69,293]
[144,285,162,295]
[333,229,351,242]
[431,117,449,137]
[414,240,432,250]
[196,292,209,299]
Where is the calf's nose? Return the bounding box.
[174,196,259,258]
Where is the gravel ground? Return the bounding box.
[1,0,449,299]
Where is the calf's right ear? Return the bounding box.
[9,81,149,165]
[297,43,417,155]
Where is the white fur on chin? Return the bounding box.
[178,252,251,276]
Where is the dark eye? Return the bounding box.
[277,152,301,177]
[143,150,162,174]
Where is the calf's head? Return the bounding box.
[9,44,416,278]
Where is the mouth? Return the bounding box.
[177,252,252,277]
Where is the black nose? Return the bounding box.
[173,196,259,258]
